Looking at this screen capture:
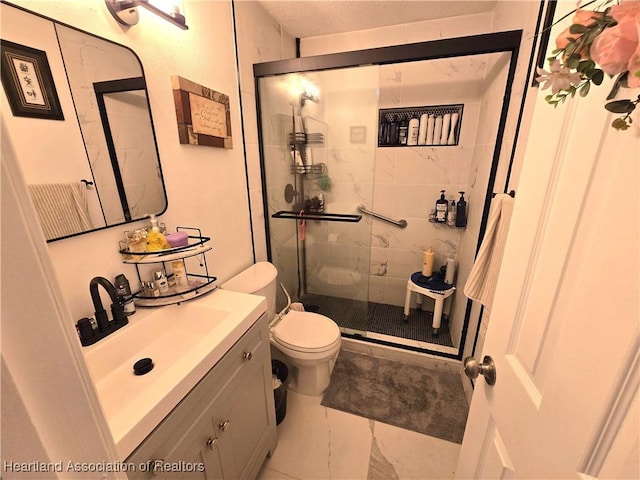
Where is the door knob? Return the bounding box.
[219,420,230,432]
[206,437,218,450]
[463,355,496,385]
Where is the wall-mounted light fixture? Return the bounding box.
[105,0,188,30]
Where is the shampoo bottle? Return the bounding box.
[398,117,409,145]
[379,118,389,146]
[418,113,428,145]
[435,190,448,223]
[445,257,456,284]
[422,246,434,277]
[455,191,467,227]
[388,115,400,145]
[407,117,420,146]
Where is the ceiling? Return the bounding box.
[255,0,498,38]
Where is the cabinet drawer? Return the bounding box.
[126,314,269,470]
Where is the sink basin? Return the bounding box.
[82,289,266,459]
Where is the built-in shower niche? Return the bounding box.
[378,104,464,147]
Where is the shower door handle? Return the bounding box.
[463,355,496,386]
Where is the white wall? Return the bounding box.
[2,0,256,324]
[1,0,290,469]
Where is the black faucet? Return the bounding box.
[90,276,127,329]
[79,277,129,346]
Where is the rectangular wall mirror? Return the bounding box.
[1,1,167,241]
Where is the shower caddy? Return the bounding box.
[118,227,217,306]
[273,116,363,224]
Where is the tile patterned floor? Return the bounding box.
[257,380,461,480]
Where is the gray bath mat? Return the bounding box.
[321,350,469,444]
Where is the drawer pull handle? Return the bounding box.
[219,420,230,432]
[206,437,218,450]
[242,351,253,361]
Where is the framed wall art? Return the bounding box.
[171,75,232,149]
[1,39,64,120]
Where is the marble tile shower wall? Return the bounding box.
[369,58,483,320]
[297,53,510,348]
[305,67,379,301]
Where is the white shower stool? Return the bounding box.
[403,276,455,336]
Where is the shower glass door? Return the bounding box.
[257,67,377,335]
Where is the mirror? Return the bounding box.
[0,2,167,241]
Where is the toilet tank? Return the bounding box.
[220,262,278,319]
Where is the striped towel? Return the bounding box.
[28,182,93,240]
[464,193,515,306]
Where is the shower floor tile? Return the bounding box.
[300,294,454,347]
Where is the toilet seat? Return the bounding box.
[272,310,340,353]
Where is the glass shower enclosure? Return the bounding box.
[255,31,522,359]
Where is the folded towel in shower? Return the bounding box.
[28,182,93,240]
[464,193,514,306]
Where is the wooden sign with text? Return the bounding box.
[171,75,232,149]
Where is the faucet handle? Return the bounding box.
[111,302,127,324]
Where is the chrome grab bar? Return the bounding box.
[357,205,407,228]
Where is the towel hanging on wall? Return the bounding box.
[28,182,93,240]
[464,193,515,306]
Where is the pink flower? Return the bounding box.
[590,1,640,80]
[556,9,604,58]
[536,59,584,93]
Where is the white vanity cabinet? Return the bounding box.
[126,314,277,479]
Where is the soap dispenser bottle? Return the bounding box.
[435,190,448,223]
[455,191,467,227]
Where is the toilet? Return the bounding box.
[221,262,341,396]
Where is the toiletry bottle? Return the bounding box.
[398,116,409,145]
[455,191,467,227]
[435,190,448,223]
[146,214,171,251]
[153,270,169,293]
[171,260,187,289]
[388,115,400,145]
[418,113,428,145]
[114,274,135,315]
[445,257,456,284]
[379,117,389,146]
[422,246,434,277]
[407,117,420,146]
[447,200,457,227]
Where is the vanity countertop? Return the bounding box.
[82,289,267,460]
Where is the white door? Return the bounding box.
[456,57,640,478]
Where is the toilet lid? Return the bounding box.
[273,310,340,352]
